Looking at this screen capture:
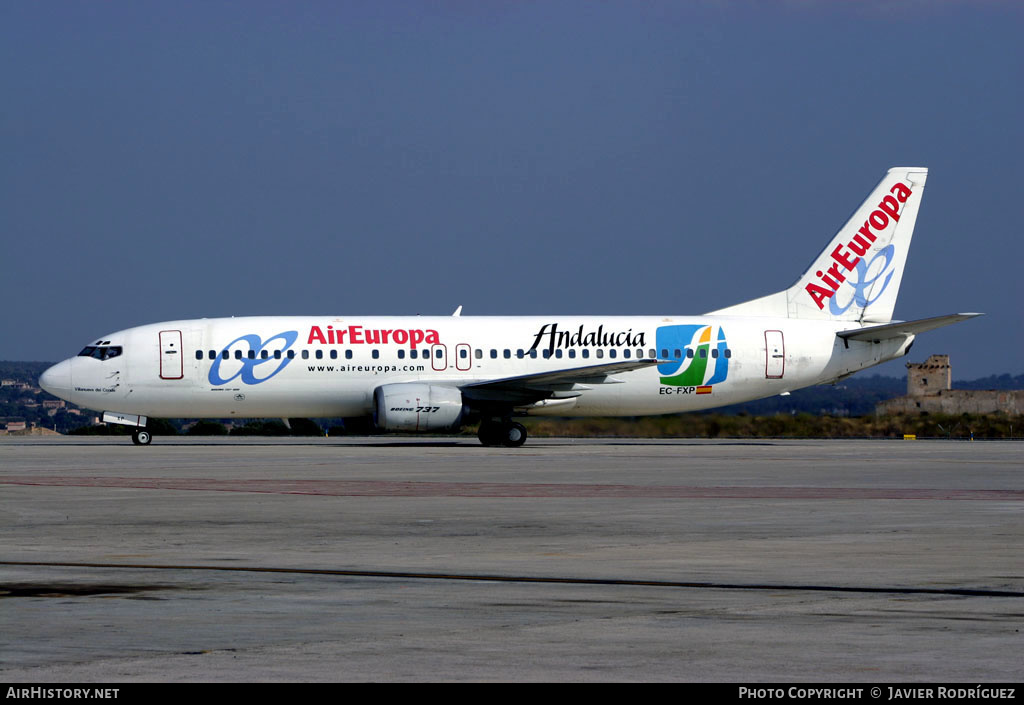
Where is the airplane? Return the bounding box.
[39,167,981,447]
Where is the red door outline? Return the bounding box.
[765,330,785,379]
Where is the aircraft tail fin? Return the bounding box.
[709,167,929,322]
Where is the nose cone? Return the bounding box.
[39,359,72,398]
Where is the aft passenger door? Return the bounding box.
[765,330,785,379]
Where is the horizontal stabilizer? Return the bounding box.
[836,313,983,342]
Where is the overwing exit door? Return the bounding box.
[431,344,448,372]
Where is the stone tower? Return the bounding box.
[906,354,951,397]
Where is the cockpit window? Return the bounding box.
[78,345,123,361]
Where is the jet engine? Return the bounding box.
[373,383,465,432]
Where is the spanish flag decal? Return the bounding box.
[696,386,713,395]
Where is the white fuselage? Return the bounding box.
[40,314,911,421]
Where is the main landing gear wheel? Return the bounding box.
[132,429,152,446]
[502,421,527,448]
[477,421,527,448]
[477,422,502,447]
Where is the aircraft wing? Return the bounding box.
[461,358,663,404]
[836,313,983,342]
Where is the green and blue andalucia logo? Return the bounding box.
[656,325,729,393]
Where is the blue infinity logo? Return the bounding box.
[829,245,896,316]
[208,331,298,385]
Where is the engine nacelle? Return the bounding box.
[373,383,465,432]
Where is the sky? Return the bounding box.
[2,1,1022,379]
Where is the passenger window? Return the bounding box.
[346,350,353,359]
[410,349,418,359]
[725,349,732,359]
[516,349,525,359]
[687,349,695,359]
[275,350,283,359]
[475,349,482,359]
[661,348,668,358]
[235,350,243,360]
[504,349,511,359]
[529,350,537,359]
[260,350,269,359]
[555,349,563,358]
[398,350,405,359]
[195,350,203,360]
[490,349,497,359]
[674,349,681,359]
[315,350,323,360]
[609,349,617,359]
[711,349,718,358]
[582,350,590,359]
[700,349,707,358]
[248,351,256,360]
[435,349,442,359]
[222,351,229,360]
[373,350,380,359]
[330,350,337,360]
[649,349,656,359]
[287,350,295,359]
[569,349,576,359]
[596,349,604,359]
[459,349,467,358]
[543,350,551,359]
[623,349,631,359]
[302,350,309,360]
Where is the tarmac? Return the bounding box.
[1,436,1021,682]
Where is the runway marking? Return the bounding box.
[2,476,1023,500]
[2,560,1021,598]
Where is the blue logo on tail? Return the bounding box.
[829,245,896,316]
